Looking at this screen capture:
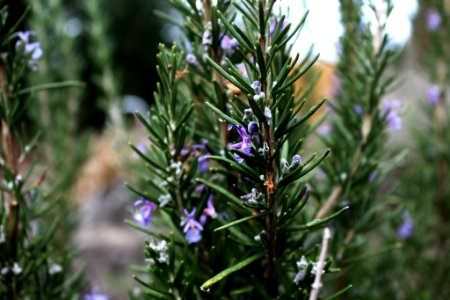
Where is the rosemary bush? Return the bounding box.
[0,5,84,299]
[127,1,350,299]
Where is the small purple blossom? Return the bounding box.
[397,216,414,240]
[228,124,253,163]
[427,85,440,105]
[290,155,302,169]
[186,54,197,64]
[382,99,402,131]
[16,31,43,70]
[243,108,253,121]
[248,121,259,137]
[368,171,377,182]
[133,197,157,226]
[182,208,204,244]
[202,24,213,48]
[318,123,332,136]
[84,289,109,300]
[354,104,363,116]
[269,19,287,39]
[180,140,209,173]
[220,35,239,54]
[236,63,248,78]
[251,81,262,94]
[426,9,441,31]
[200,194,218,224]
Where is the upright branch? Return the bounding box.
[256,0,277,296]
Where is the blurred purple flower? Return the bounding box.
[236,63,248,78]
[181,208,203,244]
[318,123,332,136]
[427,85,440,105]
[221,35,238,54]
[269,19,287,39]
[397,217,414,240]
[133,197,157,226]
[203,194,217,219]
[228,124,253,163]
[84,289,109,300]
[180,140,209,172]
[248,121,259,137]
[382,99,402,131]
[16,31,43,70]
[426,9,441,31]
[355,104,363,116]
[186,54,197,64]
[200,194,218,224]
[368,171,377,182]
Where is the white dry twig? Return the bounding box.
[309,227,332,300]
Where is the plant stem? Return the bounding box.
[309,227,332,300]
[257,0,277,297]
[1,55,20,300]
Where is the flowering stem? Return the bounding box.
[257,0,277,296]
[309,227,331,300]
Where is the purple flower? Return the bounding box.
[221,35,239,54]
[84,289,109,300]
[180,140,209,173]
[181,208,203,244]
[186,54,197,64]
[203,194,217,219]
[354,104,363,116]
[16,31,43,70]
[290,155,302,169]
[200,194,218,224]
[248,121,259,137]
[236,63,248,78]
[198,154,209,173]
[251,81,262,94]
[426,9,441,31]
[228,124,253,163]
[382,99,402,131]
[368,171,377,182]
[243,108,253,121]
[269,19,287,39]
[427,85,440,105]
[133,197,157,226]
[397,217,414,240]
[318,123,332,136]
[202,25,213,48]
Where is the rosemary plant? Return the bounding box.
[0,5,83,299]
[128,1,352,299]
[312,0,405,297]
[390,1,450,298]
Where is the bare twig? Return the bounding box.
[309,227,332,300]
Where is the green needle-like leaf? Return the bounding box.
[283,206,349,232]
[214,211,268,232]
[200,253,264,291]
